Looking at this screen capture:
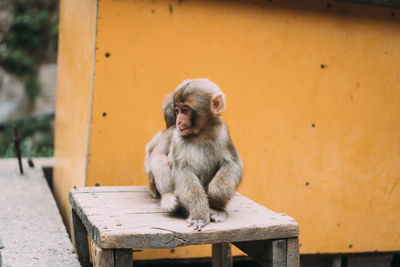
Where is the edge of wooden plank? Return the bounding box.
[70,185,148,194]
[99,223,299,249]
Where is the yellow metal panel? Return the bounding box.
[88,0,400,255]
[55,0,400,259]
[53,0,97,227]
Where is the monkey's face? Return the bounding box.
[175,104,194,136]
[173,79,226,137]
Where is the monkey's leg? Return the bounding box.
[208,162,242,222]
[150,155,173,192]
[208,175,236,210]
[150,155,179,212]
[175,171,210,231]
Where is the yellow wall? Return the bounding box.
[54,0,97,228]
[55,0,400,259]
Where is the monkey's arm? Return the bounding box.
[207,146,243,210]
[145,128,174,197]
[145,130,163,175]
[174,168,211,230]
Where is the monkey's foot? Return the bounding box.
[187,217,210,231]
[210,208,227,222]
[160,193,179,212]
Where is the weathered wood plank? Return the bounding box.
[212,243,233,267]
[82,207,291,228]
[287,238,299,267]
[114,249,133,267]
[233,239,287,267]
[70,208,91,267]
[95,217,297,249]
[91,241,114,267]
[70,186,299,249]
[72,186,148,194]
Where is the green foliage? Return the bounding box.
[24,75,40,101]
[5,11,50,56]
[0,114,54,158]
[0,0,58,102]
[0,48,35,76]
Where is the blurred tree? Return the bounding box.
[0,0,58,102]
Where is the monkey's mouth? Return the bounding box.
[178,126,192,135]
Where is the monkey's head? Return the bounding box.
[173,79,226,136]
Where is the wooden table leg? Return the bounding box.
[91,241,133,267]
[234,239,287,267]
[287,238,299,267]
[212,243,233,267]
[91,241,113,267]
[70,208,90,267]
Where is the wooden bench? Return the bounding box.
[69,186,299,267]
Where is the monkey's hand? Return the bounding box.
[187,216,210,231]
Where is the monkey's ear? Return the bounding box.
[211,94,225,115]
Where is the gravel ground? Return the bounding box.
[0,158,81,267]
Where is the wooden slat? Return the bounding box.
[212,243,233,267]
[71,186,148,194]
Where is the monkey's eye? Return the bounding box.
[181,107,190,115]
[174,107,179,115]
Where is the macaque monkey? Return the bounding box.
[146,79,243,231]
